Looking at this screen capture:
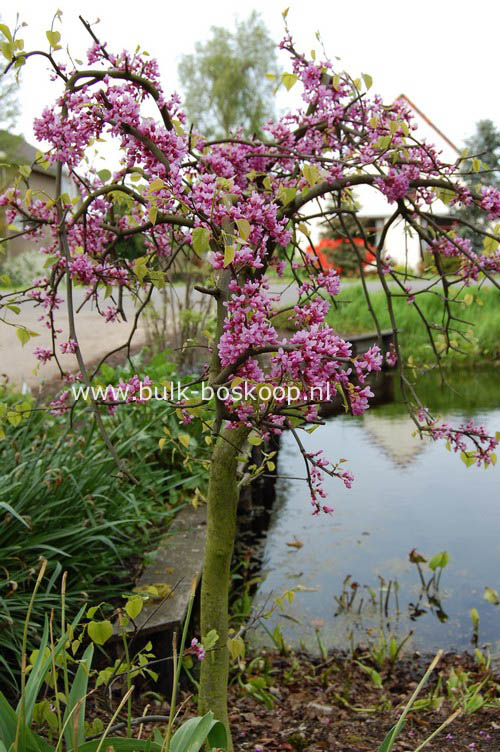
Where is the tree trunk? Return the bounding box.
[198,424,250,749]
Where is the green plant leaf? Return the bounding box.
[378,722,403,752]
[362,72,373,89]
[0,501,30,528]
[16,327,40,346]
[428,551,450,571]
[125,594,144,619]
[21,606,86,725]
[97,169,111,182]
[483,586,499,605]
[235,218,251,241]
[192,227,211,254]
[0,692,53,752]
[356,661,383,689]
[63,643,94,750]
[170,712,227,752]
[45,30,61,47]
[202,629,219,651]
[223,245,235,267]
[87,620,113,645]
[281,72,298,91]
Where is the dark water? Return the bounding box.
[250,368,500,656]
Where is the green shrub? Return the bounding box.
[0,351,210,691]
[0,248,46,288]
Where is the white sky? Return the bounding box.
[4,0,500,152]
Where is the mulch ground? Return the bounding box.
[102,649,500,752]
[222,650,499,751]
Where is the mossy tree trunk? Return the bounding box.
[198,423,250,749]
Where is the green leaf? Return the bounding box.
[436,187,456,205]
[7,410,22,427]
[0,41,13,61]
[362,72,373,89]
[87,619,113,645]
[0,692,53,752]
[170,712,227,752]
[148,205,158,225]
[16,327,39,346]
[133,256,148,282]
[97,168,111,182]
[125,594,144,619]
[376,135,391,151]
[470,608,480,629]
[192,226,211,254]
[149,177,164,193]
[302,164,320,186]
[21,607,86,726]
[281,72,298,91]
[0,501,30,528]
[278,185,297,205]
[18,164,31,178]
[202,628,219,651]
[428,551,450,571]
[356,661,383,688]
[223,245,235,267]
[378,722,405,752]
[236,218,251,241]
[248,433,263,446]
[460,451,476,468]
[63,643,94,750]
[0,24,13,43]
[483,586,499,605]
[227,635,245,661]
[45,30,61,47]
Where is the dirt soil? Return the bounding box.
[94,649,500,752]
[222,651,500,751]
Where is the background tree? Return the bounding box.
[458,119,500,249]
[178,11,280,138]
[0,17,20,133]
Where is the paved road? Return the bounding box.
[0,288,149,389]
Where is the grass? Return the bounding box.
[273,282,500,366]
[329,282,500,365]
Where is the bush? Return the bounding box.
[0,351,210,691]
[0,248,46,287]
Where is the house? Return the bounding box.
[0,130,76,260]
[309,96,461,272]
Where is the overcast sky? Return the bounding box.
[5,0,499,152]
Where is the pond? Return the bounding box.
[250,368,500,657]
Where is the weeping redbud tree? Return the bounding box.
[1,12,500,745]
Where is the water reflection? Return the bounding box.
[250,368,500,656]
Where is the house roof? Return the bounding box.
[0,130,56,177]
[396,94,461,157]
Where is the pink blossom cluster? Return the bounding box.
[417,409,498,466]
[1,25,498,513]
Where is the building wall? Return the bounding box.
[3,169,57,260]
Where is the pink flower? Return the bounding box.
[190,638,206,661]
